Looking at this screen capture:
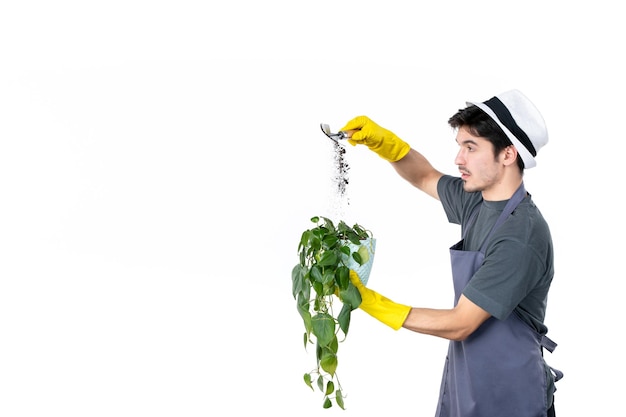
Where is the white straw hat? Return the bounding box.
[468,90,548,169]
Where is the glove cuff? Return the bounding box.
[360,295,411,330]
[369,135,410,162]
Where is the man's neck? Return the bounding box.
[482,178,523,201]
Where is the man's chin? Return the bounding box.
[462,181,479,193]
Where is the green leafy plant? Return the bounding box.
[291,216,374,409]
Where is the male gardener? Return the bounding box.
[340,90,563,417]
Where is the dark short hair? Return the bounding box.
[448,105,525,172]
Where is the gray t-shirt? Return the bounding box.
[437,175,554,334]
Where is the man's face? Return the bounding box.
[454,126,505,195]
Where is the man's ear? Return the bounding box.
[502,145,518,166]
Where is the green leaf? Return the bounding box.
[353,223,366,235]
[298,230,311,252]
[300,277,311,303]
[310,265,323,284]
[310,235,322,252]
[325,380,335,396]
[317,250,338,267]
[337,220,349,233]
[336,265,349,290]
[345,230,362,245]
[322,234,339,249]
[320,349,338,376]
[357,244,370,264]
[312,280,323,296]
[328,335,338,354]
[340,284,362,310]
[291,264,306,298]
[321,216,335,230]
[323,397,332,409]
[322,269,335,287]
[336,389,345,410]
[303,373,314,391]
[317,375,324,392]
[296,293,311,333]
[337,303,352,335]
[311,313,335,347]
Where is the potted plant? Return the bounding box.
[291,215,376,409]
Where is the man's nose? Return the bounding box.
[454,149,465,165]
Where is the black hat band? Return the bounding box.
[484,96,537,157]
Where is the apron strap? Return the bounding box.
[541,334,564,382]
[541,334,558,352]
[549,365,564,382]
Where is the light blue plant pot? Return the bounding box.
[344,237,376,286]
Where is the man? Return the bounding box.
[340,90,563,417]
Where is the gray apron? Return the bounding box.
[435,184,563,417]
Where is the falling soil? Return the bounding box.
[328,140,350,220]
[333,141,350,197]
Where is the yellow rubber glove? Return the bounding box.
[350,270,411,330]
[340,116,411,162]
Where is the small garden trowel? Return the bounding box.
[320,123,349,143]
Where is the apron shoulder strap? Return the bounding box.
[479,183,527,253]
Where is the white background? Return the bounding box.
[1,1,623,416]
